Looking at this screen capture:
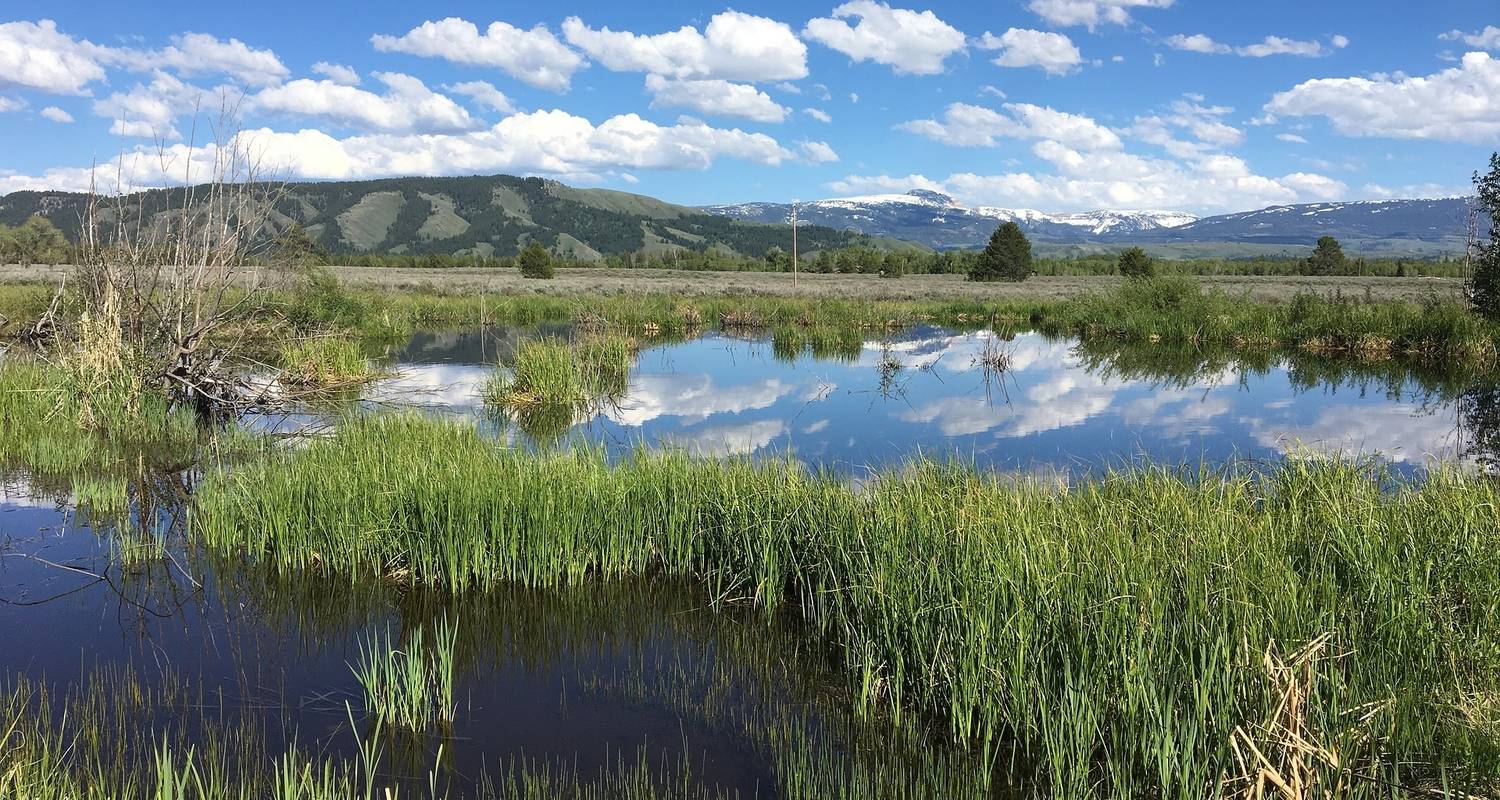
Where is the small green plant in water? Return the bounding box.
[351,616,459,731]
[483,334,635,433]
[278,337,375,389]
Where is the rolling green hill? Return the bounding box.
[0,175,917,261]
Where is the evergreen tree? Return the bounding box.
[1468,152,1500,319]
[1302,236,1349,276]
[971,222,1032,282]
[518,239,554,279]
[1117,247,1155,279]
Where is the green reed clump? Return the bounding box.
[278,336,376,388]
[484,335,634,410]
[352,616,460,731]
[72,473,129,519]
[193,413,1500,798]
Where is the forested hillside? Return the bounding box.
[0,175,900,261]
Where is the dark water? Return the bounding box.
[4,326,1497,794]
[1,482,969,795]
[372,326,1496,477]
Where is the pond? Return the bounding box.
[4,324,1497,796]
[372,325,1496,477]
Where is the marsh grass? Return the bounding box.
[483,333,635,436]
[194,413,1500,798]
[0,655,982,800]
[278,336,378,389]
[352,616,460,731]
[0,361,201,486]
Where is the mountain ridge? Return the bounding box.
[0,175,910,261]
[0,177,1474,259]
[703,190,1472,255]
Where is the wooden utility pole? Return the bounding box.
[791,203,798,286]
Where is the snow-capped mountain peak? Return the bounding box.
[699,193,1466,252]
[701,191,1195,246]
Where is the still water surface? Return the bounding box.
[375,326,1484,476]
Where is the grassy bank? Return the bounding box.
[4,271,1493,362]
[309,277,1500,361]
[194,413,1500,798]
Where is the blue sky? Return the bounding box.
[1,0,1497,214]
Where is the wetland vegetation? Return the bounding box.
[4,166,1500,797]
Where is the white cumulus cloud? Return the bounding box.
[803,1,967,76]
[446,80,515,113]
[1440,26,1500,50]
[979,28,1083,75]
[251,72,478,134]
[311,62,360,86]
[0,110,794,194]
[151,32,288,86]
[40,106,72,123]
[1237,35,1335,58]
[371,18,584,91]
[0,20,112,95]
[798,140,840,163]
[1168,33,1345,58]
[1266,52,1500,143]
[92,72,214,140]
[1027,0,1174,30]
[644,75,788,123]
[563,11,807,82]
[1165,33,1230,54]
[900,102,1122,150]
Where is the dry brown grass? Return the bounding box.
[0,264,1463,304]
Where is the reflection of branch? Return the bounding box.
[0,551,104,579]
[0,552,107,606]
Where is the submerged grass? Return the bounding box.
[194,412,1500,798]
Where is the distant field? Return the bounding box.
[0,264,1464,304]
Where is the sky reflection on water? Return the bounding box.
[374,327,1474,476]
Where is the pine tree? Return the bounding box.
[518,239,554,279]
[971,222,1032,282]
[1468,152,1500,319]
[1302,236,1349,276]
[1117,247,1154,279]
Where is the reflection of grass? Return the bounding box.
[197,411,1500,797]
[0,656,990,798]
[352,616,459,731]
